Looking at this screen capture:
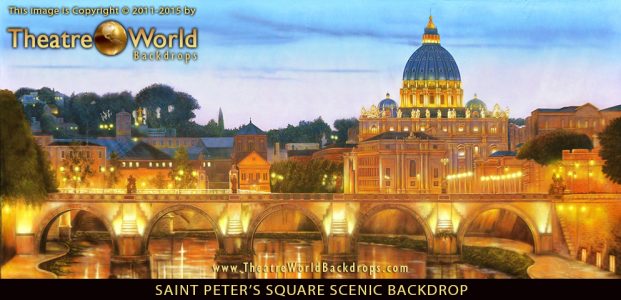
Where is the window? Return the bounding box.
[610,255,616,273]
[458,126,464,132]
[242,173,246,180]
[385,168,391,178]
[99,151,102,159]
[61,151,65,158]
[419,95,424,105]
[256,173,260,181]
[490,127,497,134]
[409,160,417,177]
[433,168,439,178]
[404,126,409,132]
[389,126,394,132]
[596,252,602,268]
[263,173,268,181]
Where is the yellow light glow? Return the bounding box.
[59,166,65,172]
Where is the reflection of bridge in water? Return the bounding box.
[13,191,621,278]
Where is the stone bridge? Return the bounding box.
[11,192,621,278]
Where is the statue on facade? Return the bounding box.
[492,104,501,118]
[369,105,380,118]
[465,108,471,118]
[126,175,137,194]
[480,108,486,118]
[425,109,430,119]
[437,109,442,119]
[397,109,402,118]
[360,106,367,118]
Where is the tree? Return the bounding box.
[333,117,358,146]
[218,107,224,133]
[169,147,198,189]
[13,87,36,100]
[60,143,95,190]
[517,130,593,165]
[135,84,200,131]
[599,117,621,184]
[0,89,56,204]
[270,159,343,193]
[267,117,332,145]
[509,118,525,126]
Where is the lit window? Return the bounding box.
[420,126,425,132]
[404,126,409,132]
[207,161,212,167]
[136,162,140,167]
[389,126,394,132]
[442,127,447,132]
[149,162,152,167]
[122,162,126,167]
[129,162,133,167]
[473,126,479,132]
[169,162,172,167]
[458,126,464,132]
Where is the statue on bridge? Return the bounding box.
[229,164,239,194]
[126,175,137,194]
[549,174,566,196]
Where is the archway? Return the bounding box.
[457,205,540,254]
[352,204,433,278]
[246,204,327,279]
[36,206,116,278]
[143,204,222,279]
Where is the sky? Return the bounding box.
[1,0,620,129]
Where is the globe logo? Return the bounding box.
[94,20,127,56]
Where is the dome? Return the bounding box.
[378,93,398,117]
[402,16,461,81]
[465,94,487,112]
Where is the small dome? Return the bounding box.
[465,94,487,112]
[378,93,398,117]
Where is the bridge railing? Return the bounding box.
[56,188,268,195]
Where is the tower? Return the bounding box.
[115,110,131,138]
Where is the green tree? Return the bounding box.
[217,107,224,133]
[135,84,200,131]
[0,89,56,204]
[37,87,56,104]
[270,159,343,193]
[333,117,358,146]
[169,147,198,189]
[599,117,621,184]
[60,143,95,190]
[517,130,593,165]
[267,117,332,145]
[14,87,36,100]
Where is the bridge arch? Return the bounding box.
[351,204,434,254]
[142,204,224,254]
[36,204,118,255]
[245,203,328,254]
[456,204,541,254]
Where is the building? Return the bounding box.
[525,103,621,144]
[233,120,271,192]
[346,16,510,193]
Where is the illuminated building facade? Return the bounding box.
[525,103,621,143]
[233,120,271,192]
[347,16,510,193]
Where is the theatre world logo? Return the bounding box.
[6,20,199,63]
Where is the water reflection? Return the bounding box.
[149,238,218,279]
[44,237,510,279]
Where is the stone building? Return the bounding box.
[346,16,510,194]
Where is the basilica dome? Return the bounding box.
[399,16,464,108]
[465,94,487,112]
[378,93,398,117]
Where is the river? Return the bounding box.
[41,235,509,279]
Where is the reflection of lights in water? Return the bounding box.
[84,266,89,279]
[178,242,186,279]
[95,262,100,279]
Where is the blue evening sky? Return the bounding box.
[1,0,620,129]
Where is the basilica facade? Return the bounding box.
[345,16,510,194]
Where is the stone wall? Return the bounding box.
[556,199,621,274]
